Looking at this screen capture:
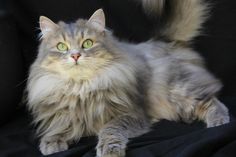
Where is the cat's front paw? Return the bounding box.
[205,98,230,128]
[96,136,127,157]
[39,136,68,155]
[207,114,230,128]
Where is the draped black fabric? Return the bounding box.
[0,0,236,156]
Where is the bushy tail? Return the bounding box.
[141,0,209,42]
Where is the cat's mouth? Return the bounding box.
[67,61,79,67]
[71,59,79,65]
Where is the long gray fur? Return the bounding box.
[26,2,229,157]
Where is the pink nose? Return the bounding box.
[71,53,81,62]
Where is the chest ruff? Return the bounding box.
[31,80,136,141]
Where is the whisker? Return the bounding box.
[15,78,28,88]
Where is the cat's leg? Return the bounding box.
[166,92,230,127]
[96,114,150,157]
[165,63,230,127]
[39,134,69,155]
[195,97,229,127]
[37,113,71,155]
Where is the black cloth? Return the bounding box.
[0,14,24,125]
[0,0,236,156]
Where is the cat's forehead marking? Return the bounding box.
[63,23,76,39]
[55,20,98,45]
[77,28,93,41]
[81,31,84,39]
[61,32,66,41]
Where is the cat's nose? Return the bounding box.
[71,53,81,62]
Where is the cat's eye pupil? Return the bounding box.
[57,42,68,51]
[82,39,93,49]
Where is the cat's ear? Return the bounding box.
[87,9,105,32]
[39,16,58,38]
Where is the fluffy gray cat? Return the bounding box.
[26,0,230,157]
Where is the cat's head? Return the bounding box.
[37,9,118,81]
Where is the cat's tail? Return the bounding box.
[141,0,209,43]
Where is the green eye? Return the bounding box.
[57,42,68,51]
[82,39,93,49]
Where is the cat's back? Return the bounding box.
[121,41,204,70]
[118,41,169,62]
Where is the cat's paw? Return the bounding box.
[96,136,127,157]
[205,99,230,128]
[39,137,68,155]
[207,114,230,128]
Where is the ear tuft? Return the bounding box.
[87,9,105,32]
[39,16,58,38]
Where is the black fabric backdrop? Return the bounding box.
[0,0,236,157]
